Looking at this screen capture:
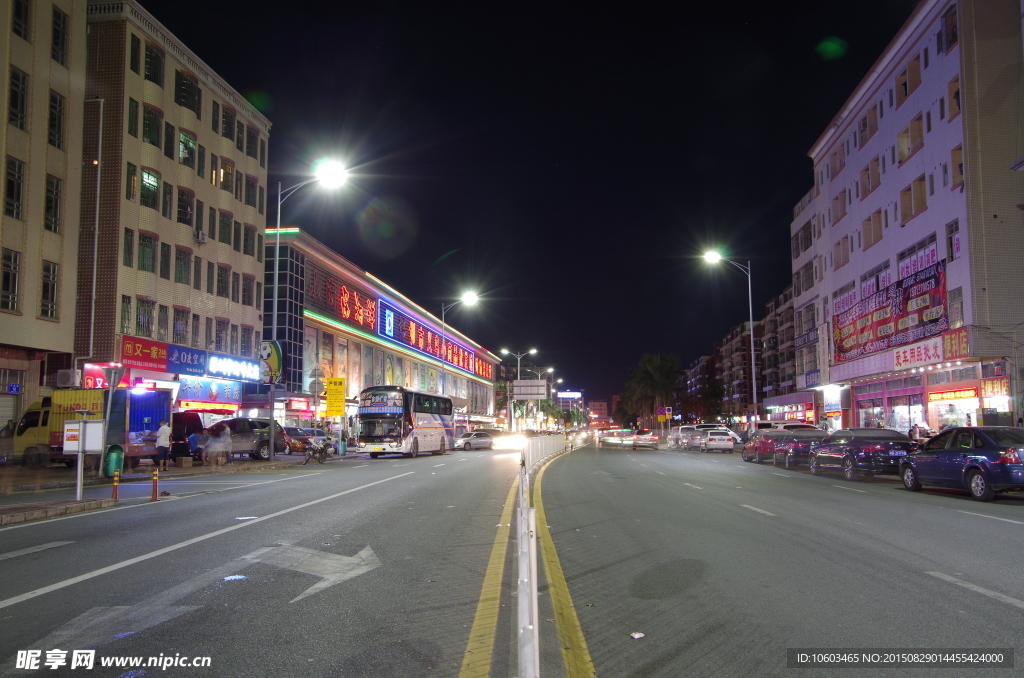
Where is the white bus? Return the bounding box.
[356,385,454,459]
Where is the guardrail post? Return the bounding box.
[150,468,159,502]
[111,468,120,501]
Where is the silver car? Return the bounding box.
[455,431,494,450]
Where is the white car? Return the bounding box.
[668,426,696,448]
[699,429,740,452]
[685,424,725,449]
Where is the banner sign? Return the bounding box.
[892,336,944,370]
[942,327,971,361]
[83,363,131,389]
[833,261,947,364]
[167,344,206,376]
[981,377,1010,399]
[120,336,168,370]
[206,354,261,382]
[324,377,347,416]
[928,388,979,402]
[177,377,242,405]
[259,341,284,384]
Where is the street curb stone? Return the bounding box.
[1,498,114,525]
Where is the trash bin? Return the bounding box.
[338,439,346,456]
[103,445,124,478]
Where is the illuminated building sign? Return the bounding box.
[305,262,377,332]
[557,392,583,399]
[928,388,979,402]
[178,377,242,405]
[206,354,261,382]
[376,300,493,380]
[180,401,239,412]
[120,336,168,370]
[289,398,310,411]
[168,344,207,376]
[83,363,131,389]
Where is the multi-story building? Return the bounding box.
[791,0,1024,431]
[259,227,498,432]
[1,0,87,425]
[762,286,814,422]
[71,1,270,412]
[715,321,762,421]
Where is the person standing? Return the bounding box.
[155,419,172,472]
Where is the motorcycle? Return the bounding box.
[302,438,330,465]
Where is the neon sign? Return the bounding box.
[305,263,377,332]
[928,388,979,402]
[376,300,493,380]
[207,355,260,382]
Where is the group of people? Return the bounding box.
[187,424,232,466]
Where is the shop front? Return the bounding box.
[764,391,816,423]
[925,362,982,429]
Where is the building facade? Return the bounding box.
[790,0,1024,431]
[715,321,762,421]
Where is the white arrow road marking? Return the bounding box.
[740,505,776,516]
[0,542,73,561]
[831,485,868,493]
[242,544,381,603]
[926,571,1024,610]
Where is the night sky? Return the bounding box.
[149,0,919,401]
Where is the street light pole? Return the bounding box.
[500,348,537,433]
[440,292,478,397]
[704,253,758,422]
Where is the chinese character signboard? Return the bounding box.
[981,377,1010,399]
[206,354,261,382]
[304,262,377,333]
[892,336,944,369]
[833,261,947,364]
[942,327,971,361]
[177,377,242,405]
[324,377,346,416]
[120,336,169,370]
[928,388,979,402]
[82,363,131,389]
[167,344,207,376]
[376,299,494,380]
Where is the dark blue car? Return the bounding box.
[899,427,1024,501]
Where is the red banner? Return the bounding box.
[833,261,947,364]
[942,327,971,360]
[120,336,169,370]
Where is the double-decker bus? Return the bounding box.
[356,385,454,458]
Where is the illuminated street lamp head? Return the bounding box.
[460,291,479,306]
[500,348,509,355]
[546,367,554,373]
[529,348,537,355]
[314,159,348,189]
[703,251,723,263]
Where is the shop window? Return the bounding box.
[949,287,963,329]
[927,370,950,385]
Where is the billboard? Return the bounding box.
[833,260,947,364]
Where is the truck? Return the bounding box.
[14,387,173,471]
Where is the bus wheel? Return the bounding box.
[433,441,445,456]
[370,453,380,459]
[410,439,420,458]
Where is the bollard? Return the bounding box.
[150,468,159,502]
[111,469,120,502]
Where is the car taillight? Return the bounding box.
[996,448,1023,464]
[860,444,884,454]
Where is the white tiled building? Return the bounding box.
[791,0,1024,431]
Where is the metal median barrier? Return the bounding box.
[517,434,575,678]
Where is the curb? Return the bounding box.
[0,499,114,525]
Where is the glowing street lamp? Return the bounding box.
[500,348,537,432]
[703,250,758,420]
[440,292,480,394]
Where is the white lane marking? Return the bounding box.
[831,485,868,493]
[740,505,776,517]
[926,571,1024,610]
[734,465,746,468]
[710,460,720,463]
[432,464,445,467]
[640,464,648,468]
[655,471,666,476]
[0,473,320,533]
[458,459,467,461]
[0,473,415,610]
[771,473,789,478]
[957,510,1024,525]
[0,541,73,561]
[683,483,703,490]
[353,465,369,468]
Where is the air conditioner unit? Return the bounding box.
[56,369,81,388]
[194,231,207,244]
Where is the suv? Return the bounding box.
[215,418,289,460]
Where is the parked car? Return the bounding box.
[216,417,290,460]
[770,430,830,467]
[742,429,789,462]
[455,431,494,450]
[684,424,724,449]
[809,428,918,480]
[282,426,328,454]
[699,428,739,453]
[899,426,1024,501]
[630,430,659,449]
[668,425,696,448]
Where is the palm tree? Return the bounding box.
[623,353,681,430]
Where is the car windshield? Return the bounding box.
[785,431,828,441]
[848,429,909,440]
[983,429,1024,446]
[459,433,473,439]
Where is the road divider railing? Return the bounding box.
[517,433,575,677]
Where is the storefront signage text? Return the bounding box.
[177,377,242,405]
[928,388,979,402]
[120,336,168,370]
[305,263,377,332]
[168,345,206,376]
[981,377,1010,399]
[207,355,260,382]
[893,337,943,369]
[943,327,971,361]
[377,300,494,380]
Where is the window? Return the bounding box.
[176,188,194,225]
[139,169,159,208]
[210,155,218,187]
[257,235,263,262]
[946,219,961,261]
[211,101,219,132]
[208,206,216,239]
[939,97,945,120]
[126,162,137,200]
[179,130,196,168]
[949,286,964,329]
[163,122,175,159]
[236,121,244,151]
[258,186,264,215]
[234,172,243,201]
[218,211,232,244]
[5,156,24,219]
[191,313,200,347]
[123,228,134,267]
[243,225,256,256]
[221,107,236,139]
[231,272,240,302]
[242,275,254,306]
[138,233,156,273]
[127,98,139,137]
[215,319,228,352]
[51,7,68,65]
[899,175,928,222]
[245,175,257,207]
[220,158,234,192]
[135,299,155,337]
[142,107,162,147]
[256,282,262,308]
[120,295,132,334]
[951,145,963,187]
[859,157,880,197]
[48,91,65,149]
[259,139,266,168]
[216,265,229,297]
[897,232,938,279]
[44,175,61,233]
[206,261,214,295]
[172,308,189,345]
[942,4,958,52]
[856,107,878,146]
[926,111,932,133]
[895,56,921,108]
[897,115,924,163]
[159,242,171,279]
[161,181,173,219]
[11,0,30,40]
[942,162,949,187]
[1,249,20,312]
[9,68,28,130]
[39,261,58,318]
[197,144,205,178]
[144,44,164,86]
[245,128,258,158]
[193,256,202,290]
[157,304,168,341]
[241,327,253,357]
[948,76,960,118]
[863,210,883,251]
[230,324,238,354]
[833,236,850,270]
[205,317,213,350]
[129,34,141,73]
[174,70,201,117]
[831,189,847,225]
[233,221,241,252]
[174,248,191,284]
[829,145,845,178]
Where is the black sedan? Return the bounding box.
[809,428,918,480]
[899,427,1024,501]
[771,430,830,468]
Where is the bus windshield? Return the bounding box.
[359,417,402,441]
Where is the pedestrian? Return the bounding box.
[155,419,172,472]
[205,423,228,467]
[1018,416,1023,428]
[190,427,210,465]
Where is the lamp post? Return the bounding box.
[500,348,536,432]
[703,251,759,423]
[440,292,479,396]
[269,160,348,460]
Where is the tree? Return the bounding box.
[622,353,682,430]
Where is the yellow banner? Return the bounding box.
[324,378,346,416]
